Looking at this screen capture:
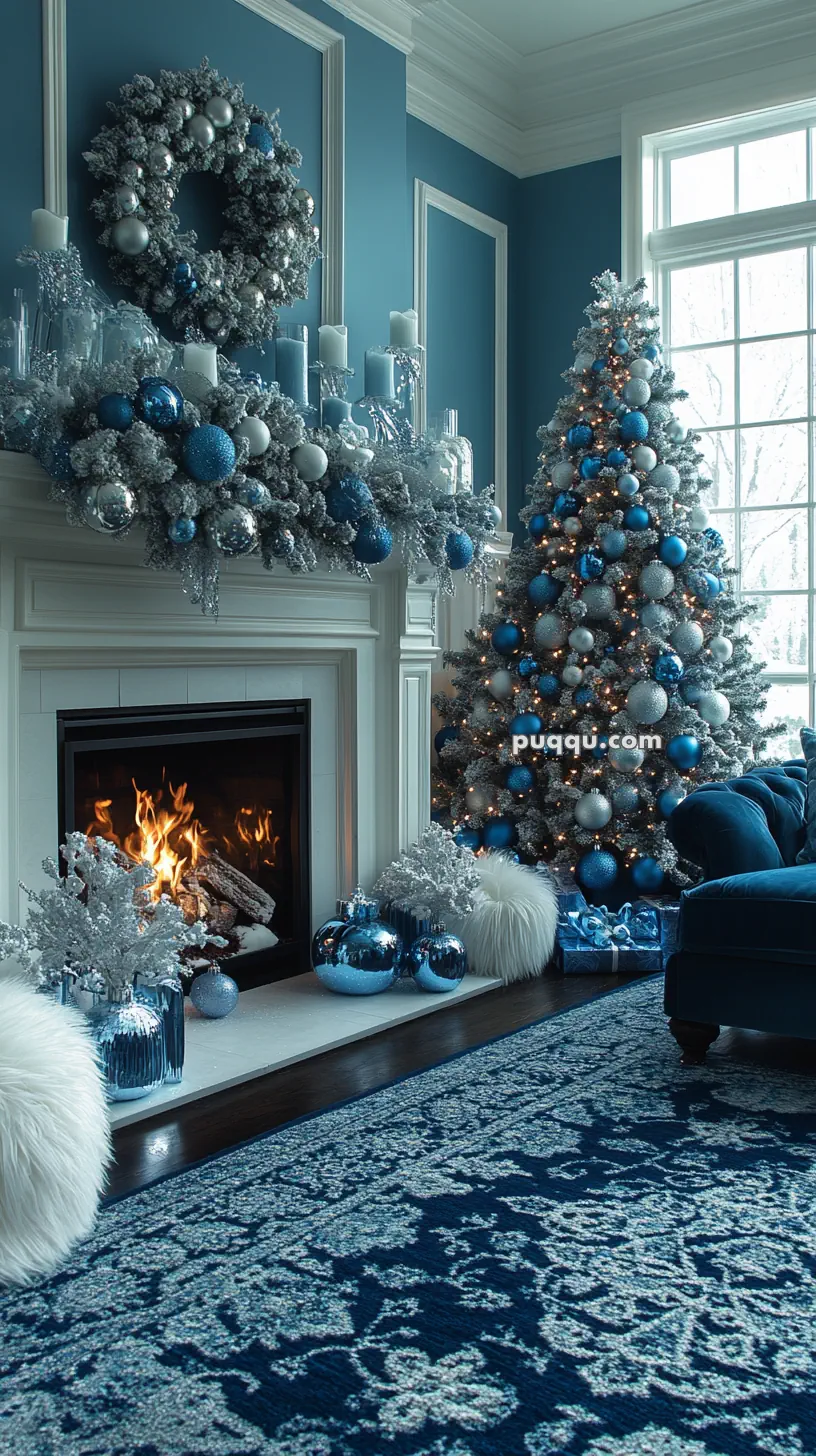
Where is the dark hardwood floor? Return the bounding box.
[108,970,816,1201]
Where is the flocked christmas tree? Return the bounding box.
[433,272,775,897]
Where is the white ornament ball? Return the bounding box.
[534,613,568,650]
[631,445,657,472]
[291,442,329,482]
[581,584,616,619]
[488,669,513,700]
[609,744,644,773]
[689,505,710,530]
[623,378,651,407]
[186,113,216,148]
[562,665,583,687]
[709,634,733,663]
[233,416,271,457]
[551,461,575,490]
[627,680,668,724]
[670,620,705,657]
[629,358,655,381]
[574,791,612,830]
[648,463,681,492]
[573,351,595,373]
[204,96,234,129]
[639,562,675,600]
[697,690,730,727]
[568,626,594,653]
[487,502,503,527]
[563,516,583,537]
[111,216,150,255]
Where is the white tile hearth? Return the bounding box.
[109,971,501,1129]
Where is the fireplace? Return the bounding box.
[57,700,311,988]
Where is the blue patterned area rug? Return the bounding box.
[2,979,816,1456]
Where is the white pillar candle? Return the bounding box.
[389,309,418,348]
[183,341,218,385]
[31,209,68,250]
[318,324,348,369]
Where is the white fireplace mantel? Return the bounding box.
[0,452,443,931]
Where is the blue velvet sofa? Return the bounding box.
[664,761,814,1063]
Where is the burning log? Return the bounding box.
[196,851,276,925]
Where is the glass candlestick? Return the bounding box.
[429,408,474,494]
[386,342,424,431]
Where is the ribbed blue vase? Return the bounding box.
[135,975,185,1083]
[89,985,165,1102]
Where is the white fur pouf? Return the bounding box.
[0,979,111,1286]
[463,854,558,983]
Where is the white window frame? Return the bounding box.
[623,91,816,742]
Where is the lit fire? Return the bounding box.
[86,776,277,901]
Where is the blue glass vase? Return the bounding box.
[135,974,185,1083]
[89,985,165,1102]
[404,929,468,992]
[312,888,402,995]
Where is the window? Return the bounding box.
[641,103,816,758]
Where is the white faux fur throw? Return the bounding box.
[0,979,111,1286]
[463,854,558,983]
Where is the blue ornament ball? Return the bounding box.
[658,786,687,817]
[567,422,593,448]
[577,849,618,891]
[623,505,650,531]
[538,672,559,698]
[168,515,197,544]
[246,122,275,156]
[312,903,402,996]
[690,569,721,603]
[667,734,702,769]
[592,737,609,759]
[454,826,482,851]
[574,685,594,706]
[619,411,649,443]
[654,651,684,684]
[325,475,374,523]
[182,423,237,482]
[631,856,665,892]
[491,620,523,655]
[517,655,539,678]
[482,816,516,850]
[618,473,640,498]
[607,448,628,468]
[136,377,184,431]
[172,259,198,297]
[96,393,134,431]
[602,529,627,560]
[446,529,474,570]
[614,336,630,355]
[705,527,725,551]
[681,680,704,705]
[579,456,603,480]
[578,550,604,581]
[528,512,551,541]
[528,572,562,607]
[660,535,688,567]
[405,931,467,993]
[244,371,264,390]
[434,725,459,755]
[553,491,580,519]
[592,358,607,373]
[506,764,535,793]
[643,344,661,362]
[190,969,239,1019]
[353,521,393,564]
[510,712,543,736]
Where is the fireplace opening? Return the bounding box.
[57,701,311,989]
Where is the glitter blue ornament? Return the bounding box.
[578,550,604,581]
[613,336,630,355]
[190,969,239,1018]
[631,856,665,892]
[618,473,640,498]
[172,259,197,297]
[517,655,539,677]
[168,515,197,544]
[405,931,467,993]
[667,734,702,769]
[577,849,618,891]
[660,535,688,567]
[136,377,184,431]
[247,121,275,156]
[325,475,374,523]
[553,491,580,518]
[434,725,459,754]
[353,521,393,564]
[446,529,474,570]
[574,685,594,706]
[454,827,481,851]
[482,816,516,850]
[510,712,543,736]
[579,456,602,480]
[607,448,628,468]
[506,764,535,793]
[96,393,135,431]
[602,529,627,560]
[690,569,721,602]
[619,411,649,442]
[623,505,650,531]
[182,424,236,482]
[658,786,687,817]
[491,620,523,654]
[528,512,551,541]
[654,651,684,684]
[538,672,559,698]
[644,344,661,362]
[567,422,593,448]
[592,358,606,372]
[528,572,562,607]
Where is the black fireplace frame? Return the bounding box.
[56,699,311,989]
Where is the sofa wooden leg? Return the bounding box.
[668,1018,720,1066]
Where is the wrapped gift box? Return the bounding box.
[553,870,677,974]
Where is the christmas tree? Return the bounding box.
[433,272,774,897]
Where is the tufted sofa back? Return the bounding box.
[667,761,807,882]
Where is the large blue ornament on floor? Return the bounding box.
[324,475,374,523]
[353,521,393,564]
[405,930,467,993]
[312,889,402,995]
[136,376,184,430]
[182,424,237,482]
[577,848,617,890]
[88,987,165,1102]
[491,620,523,655]
[190,969,239,1018]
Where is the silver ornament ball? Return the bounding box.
[639,562,675,600]
[689,504,710,530]
[147,143,173,176]
[623,377,651,407]
[204,96,234,129]
[173,98,194,121]
[186,113,216,148]
[697,690,730,727]
[612,784,639,814]
[670,620,705,657]
[640,602,673,632]
[111,216,150,256]
[568,626,594,653]
[609,743,645,773]
[574,791,612,830]
[81,478,137,534]
[709,634,733,663]
[206,503,259,556]
[629,358,655,381]
[581,584,616,619]
[562,665,583,687]
[551,461,575,490]
[648,463,681,492]
[114,184,139,215]
[238,282,265,313]
[534,612,568,649]
[488,669,513,700]
[563,516,583,538]
[291,442,329,482]
[627,680,668,724]
[293,187,315,216]
[631,445,657,472]
[255,267,282,297]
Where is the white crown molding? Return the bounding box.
[318,0,426,53]
[406,65,523,176]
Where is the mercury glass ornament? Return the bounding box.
[147,143,174,176]
[204,96,234,128]
[627,680,668,724]
[235,478,272,511]
[190,969,239,1018]
[238,282,265,313]
[80,479,137,534]
[88,985,164,1102]
[405,930,467,993]
[114,184,139,214]
[173,97,195,120]
[312,889,402,995]
[574,791,612,830]
[206,503,258,556]
[293,187,315,215]
[111,216,150,255]
[186,113,216,148]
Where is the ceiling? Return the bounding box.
[444,0,708,59]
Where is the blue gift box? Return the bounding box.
[554,872,675,974]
